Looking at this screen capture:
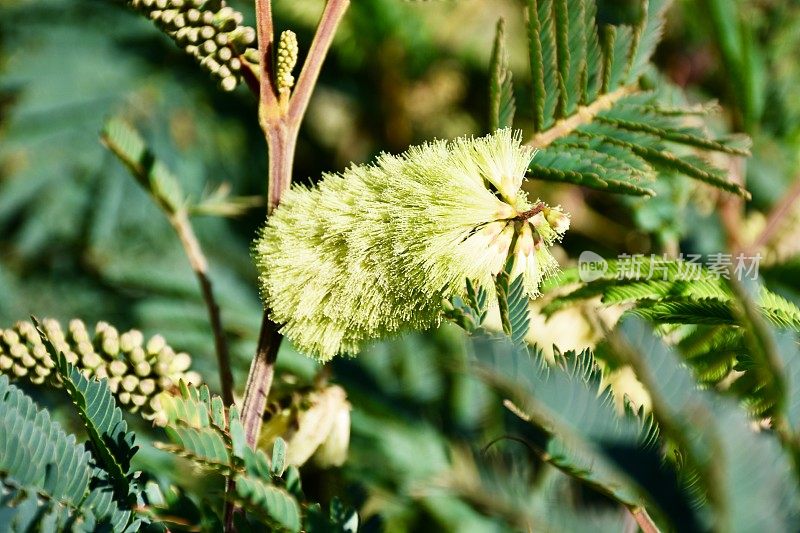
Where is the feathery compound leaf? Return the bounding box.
[101,119,185,215]
[495,265,532,345]
[601,24,635,92]
[470,338,700,526]
[0,375,92,505]
[233,477,301,532]
[154,383,240,473]
[610,318,800,531]
[154,385,311,531]
[554,0,587,117]
[517,0,749,198]
[255,130,570,360]
[543,259,800,332]
[626,0,671,83]
[38,322,139,503]
[0,376,138,531]
[489,18,516,131]
[526,0,559,131]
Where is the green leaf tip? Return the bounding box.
[255,129,570,361]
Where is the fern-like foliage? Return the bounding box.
[606,317,800,531]
[495,268,532,345]
[472,315,800,531]
[470,336,701,526]
[155,382,358,531]
[0,375,141,531]
[154,380,244,472]
[515,0,750,197]
[102,118,259,218]
[542,260,800,416]
[543,260,800,329]
[444,268,532,345]
[45,336,140,506]
[443,278,489,333]
[489,18,516,131]
[0,317,200,417]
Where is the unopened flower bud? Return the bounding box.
[275,30,298,91]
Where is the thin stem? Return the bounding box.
[287,0,350,128]
[241,314,282,445]
[265,123,297,212]
[254,0,279,126]
[168,210,235,406]
[629,507,661,533]
[719,156,746,251]
[514,202,545,221]
[240,0,351,451]
[527,85,636,148]
[749,177,800,252]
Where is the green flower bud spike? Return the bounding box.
[275,30,299,94]
[255,129,570,361]
[0,318,201,418]
[124,0,257,91]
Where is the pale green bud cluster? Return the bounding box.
[275,30,298,91]
[0,318,201,417]
[255,129,570,360]
[127,0,257,91]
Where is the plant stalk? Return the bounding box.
[749,177,800,252]
[240,0,350,452]
[226,4,348,530]
[169,210,235,406]
[630,507,661,533]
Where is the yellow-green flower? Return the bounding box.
[255,129,569,360]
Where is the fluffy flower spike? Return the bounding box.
[255,129,569,360]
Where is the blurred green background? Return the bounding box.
[2,0,800,530]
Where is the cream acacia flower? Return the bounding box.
[255,129,570,360]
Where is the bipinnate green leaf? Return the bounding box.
[495,269,531,345]
[519,0,750,198]
[471,336,700,528]
[101,118,185,215]
[609,318,800,532]
[40,326,139,504]
[0,375,139,531]
[234,477,301,532]
[489,18,516,131]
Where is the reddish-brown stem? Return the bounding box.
[515,203,545,221]
[265,123,297,212]
[629,507,661,533]
[225,2,349,529]
[254,0,278,123]
[240,0,350,454]
[169,211,235,407]
[749,177,800,252]
[286,0,350,128]
[241,314,282,444]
